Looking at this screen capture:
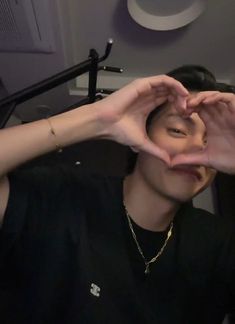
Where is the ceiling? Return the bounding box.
[1,0,235,122]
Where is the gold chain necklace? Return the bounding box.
[124,204,173,275]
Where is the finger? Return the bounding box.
[187,91,220,107]
[193,99,228,123]
[155,95,168,107]
[150,75,189,113]
[140,94,168,116]
[175,94,187,112]
[155,86,166,92]
[202,93,227,105]
[180,95,200,116]
[149,75,189,97]
[184,93,224,117]
[166,91,187,113]
[197,105,217,123]
[155,90,169,97]
[202,92,235,106]
[139,94,168,117]
[188,91,219,102]
[148,75,188,114]
[155,88,168,93]
[171,151,210,168]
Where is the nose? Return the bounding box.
[186,134,206,153]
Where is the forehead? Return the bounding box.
[150,103,206,133]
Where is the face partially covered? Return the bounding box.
[135,102,217,202]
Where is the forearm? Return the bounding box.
[0,104,104,177]
[0,74,189,177]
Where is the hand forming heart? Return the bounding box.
[171,91,235,174]
[95,75,235,174]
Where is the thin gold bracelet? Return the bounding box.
[46,118,63,153]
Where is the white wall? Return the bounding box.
[0,0,80,121]
[193,186,215,214]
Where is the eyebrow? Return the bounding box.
[165,113,196,126]
[165,112,207,137]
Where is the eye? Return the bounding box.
[167,128,187,136]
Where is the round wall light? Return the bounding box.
[127,0,207,31]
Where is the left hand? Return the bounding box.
[171,91,235,174]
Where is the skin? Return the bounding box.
[172,91,235,173]
[99,76,235,174]
[96,75,189,164]
[123,101,216,232]
[95,76,235,230]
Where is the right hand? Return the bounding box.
[94,75,189,165]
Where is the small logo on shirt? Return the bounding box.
[90,283,101,297]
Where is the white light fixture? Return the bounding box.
[127,0,207,31]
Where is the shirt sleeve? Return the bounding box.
[0,165,84,266]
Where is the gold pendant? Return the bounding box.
[145,264,150,274]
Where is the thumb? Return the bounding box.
[171,151,210,168]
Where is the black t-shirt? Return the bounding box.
[0,166,235,324]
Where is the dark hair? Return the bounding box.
[125,64,234,174]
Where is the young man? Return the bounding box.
[0,66,235,323]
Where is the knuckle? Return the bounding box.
[158,75,178,87]
[161,75,174,82]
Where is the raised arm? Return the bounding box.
[0,75,188,223]
[0,75,188,177]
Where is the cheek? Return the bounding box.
[150,131,184,158]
